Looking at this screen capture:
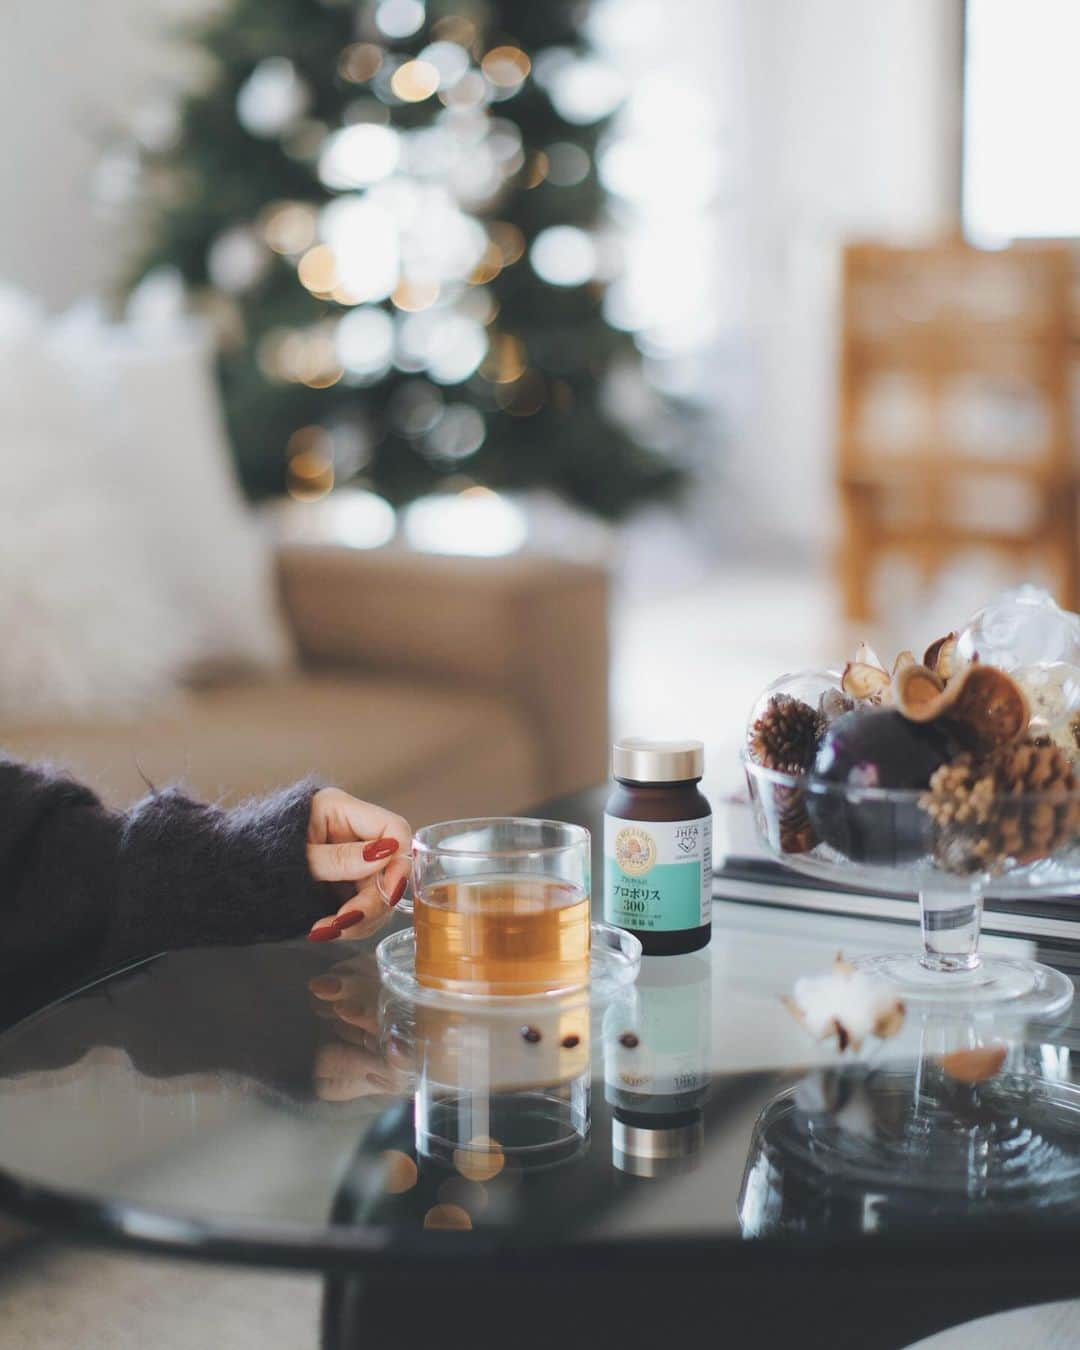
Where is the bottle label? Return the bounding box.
[603,814,712,933]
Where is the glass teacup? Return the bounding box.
[383,818,592,997]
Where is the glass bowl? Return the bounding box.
[743,757,1079,1016]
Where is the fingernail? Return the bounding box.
[389,877,408,907]
[333,910,367,932]
[307,923,339,943]
[309,975,343,998]
[363,838,399,862]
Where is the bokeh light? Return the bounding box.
[431,14,476,47]
[297,243,338,294]
[495,368,546,417]
[519,151,549,189]
[260,200,317,255]
[259,326,343,387]
[453,1136,505,1182]
[320,198,400,302]
[546,57,625,124]
[545,141,590,186]
[425,404,486,460]
[287,441,335,501]
[392,276,440,310]
[439,71,489,110]
[396,311,488,383]
[423,1203,472,1231]
[381,1151,418,1194]
[335,306,395,381]
[375,0,425,39]
[272,486,394,549]
[338,43,384,84]
[419,41,470,89]
[403,487,528,556]
[529,226,596,286]
[480,332,526,383]
[389,379,444,436]
[236,58,309,138]
[318,124,401,189]
[481,46,531,92]
[206,227,267,292]
[391,60,440,103]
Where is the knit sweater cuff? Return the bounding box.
[107,779,333,969]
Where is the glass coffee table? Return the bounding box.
[4,786,1080,1349]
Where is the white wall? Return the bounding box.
[733,0,964,546]
[0,0,209,307]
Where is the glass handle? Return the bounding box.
[919,881,982,973]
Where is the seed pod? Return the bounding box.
[892,663,946,718]
[924,632,961,682]
[841,660,892,703]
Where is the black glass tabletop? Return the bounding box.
[5,788,1080,1292]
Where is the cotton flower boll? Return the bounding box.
[785,956,905,1053]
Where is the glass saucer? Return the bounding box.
[851,952,1074,1017]
[376,922,641,1009]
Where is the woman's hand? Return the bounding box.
[308,954,413,1100]
[305,788,411,943]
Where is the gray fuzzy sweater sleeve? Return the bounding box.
[0,760,335,1027]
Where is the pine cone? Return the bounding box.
[921,740,1080,874]
[749,694,824,773]
[749,695,824,854]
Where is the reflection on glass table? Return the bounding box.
[740,1015,1080,1238]
[604,953,711,1178]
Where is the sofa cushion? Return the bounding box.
[0,674,543,826]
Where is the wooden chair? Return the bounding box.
[836,241,1078,621]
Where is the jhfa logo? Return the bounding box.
[675,824,699,855]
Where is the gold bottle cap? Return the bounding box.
[612,738,704,784]
[612,1118,704,1178]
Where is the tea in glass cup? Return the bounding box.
[398,819,592,997]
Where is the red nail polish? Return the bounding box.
[307,923,339,943]
[333,910,367,932]
[389,877,408,907]
[363,838,399,862]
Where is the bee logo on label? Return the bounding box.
[614,825,657,876]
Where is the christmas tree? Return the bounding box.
[124,0,685,517]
